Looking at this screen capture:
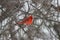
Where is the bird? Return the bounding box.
[17,15,33,26]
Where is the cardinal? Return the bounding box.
[17,15,33,26]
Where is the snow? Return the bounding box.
[34,19,42,25]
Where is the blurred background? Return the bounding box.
[0,0,60,40]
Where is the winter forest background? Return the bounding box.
[0,0,60,40]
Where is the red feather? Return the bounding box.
[17,15,33,25]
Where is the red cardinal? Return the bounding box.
[17,15,33,26]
